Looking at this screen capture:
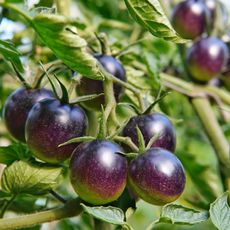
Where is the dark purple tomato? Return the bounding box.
[187,37,229,82]
[128,147,186,205]
[70,140,128,205]
[122,112,176,152]
[77,54,126,110]
[171,0,209,39]
[25,99,87,163]
[3,87,54,142]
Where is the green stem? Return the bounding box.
[191,97,230,175]
[50,190,67,204]
[104,78,116,121]
[102,77,117,136]
[86,110,99,137]
[96,33,111,55]
[113,136,139,152]
[99,65,145,112]
[55,0,70,16]
[0,198,82,230]
[0,195,16,218]
[203,85,230,106]
[161,72,230,105]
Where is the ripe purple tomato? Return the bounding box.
[3,87,54,142]
[187,37,229,82]
[70,140,128,205]
[25,98,87,163]
[128,147,186,205]
[122,112,176,152]
[76,54,126,110]
[171,0,210,39]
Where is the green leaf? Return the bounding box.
[81,204,125,225]
[178,152,224,203]
[0,40,23,73]
[123,0,188,43]
[158,204,209,225]
[0,143,32,165]
[143,52,161,92]
[1,161,63,195]
[32,14,103,80]
[0,190,11,200]
[58,136,96,147]
[210,192,230,230]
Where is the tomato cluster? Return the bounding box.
[3,54,186,206]
[172,0,229,83]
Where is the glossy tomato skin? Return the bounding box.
[77,54,126,110]
[25,98,87,163]
[122,112,176,152]
[187,37,229,82]
[3,87,54,142]
[128,147,186,205]
[171,0,209,39]
[70,140,128,205]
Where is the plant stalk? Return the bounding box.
[50,190,67,204]
[0,198,82,230]
[191,97,230,182]
[113,136,139,152]
[161,72,230,106]
[0,195,16,218]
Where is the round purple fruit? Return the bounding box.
[3,87,54,142]
[122,112,176,152]
[187,37,229,82]
[70,140,128,205]
[171,0,209,39]
[128,147,186,205]
[25,99,87,163]
[77,54,126,110]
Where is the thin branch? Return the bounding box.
[0,198,82,230]
[113,136,139,152]
[50,190,67,204]
[0,195,16,218]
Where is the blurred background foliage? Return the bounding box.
[0,0,230,229]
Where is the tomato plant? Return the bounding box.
[0,0,229,230]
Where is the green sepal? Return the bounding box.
[58,136,96,147]
[136,126,145,153]
[69,93,104,105]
